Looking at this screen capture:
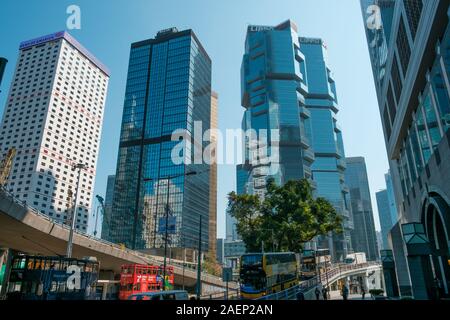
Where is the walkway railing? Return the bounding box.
[257,262,382,301]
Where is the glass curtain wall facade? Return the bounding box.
[376,189,393,250]
[345,157,380,261]
[300,37,353,261]
[107,28,212,252]
[101,175,115,240]
[362,0,450,298]
[240,20,312,201]
[385,171,398,224]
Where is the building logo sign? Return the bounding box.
[299,37,322,45]
[19,31,65,50]
[248,25,274,32]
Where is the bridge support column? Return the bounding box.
[381,250,399,298]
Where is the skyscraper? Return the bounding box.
[226,164,249,242]
[239,20,312,201]
[384,171,398,224]
[237,21,352,261]
[345,157,379,261]
[376,189,393,250]
[101,174,115,239]
[107,28,212,254]
[300,37,353,261]
[209,91,218,259]
[0,31,110,232]
[361,0,450,298]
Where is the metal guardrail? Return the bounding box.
[257,262,382,301]
[201,288,240,300]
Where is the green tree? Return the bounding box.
[227,179,343,253]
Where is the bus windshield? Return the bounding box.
[241,254,263,268]
[240,270,266,292]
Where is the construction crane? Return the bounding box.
[0,148,16,189]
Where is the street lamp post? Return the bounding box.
[196,214,203,299]
[66,163,87,258]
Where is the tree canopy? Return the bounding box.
[227,178,343,253]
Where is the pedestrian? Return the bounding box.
[315,287,321,300]
[361,287,366,300]
[322,287,328,300]
[342,285,349,301]
[433,277,442,300]
[296,289,305,301]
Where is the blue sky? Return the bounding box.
[0,0,388,236]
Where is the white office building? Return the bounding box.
[0,31,110,232]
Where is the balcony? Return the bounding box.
[342,185,350,194]
[299,106,311,119]
[341,209,351,219]
[344,220,354,230]
[300,135,310,149]
[303,148,315,162]
[308,178,317,190]
[297,82,309,95]
[337,159,347,170]
[252,166,268,177]
[303,165,312,179]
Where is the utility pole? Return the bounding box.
[182,247,186,290]
[66,163,87,258]
[196,215,202,300]
[162,179,170,291]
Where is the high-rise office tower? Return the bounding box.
[237,21,352,261]
[239,20,312,201]
[209,91,218,259]
[101,174,115,239]
[107,28,212,253]
[376,189,393,250]
[384,171,398,224]
[0,31,110,232]
[226,164,249,242]
[361,0,450,298]
[376,171,399,250]
[300,37,353,261]
[345,157,379,261]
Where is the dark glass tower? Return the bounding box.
[345,157,379,261]
[107,28,212,252]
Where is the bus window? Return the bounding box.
[151,295,161,301]
[162,294,176,300]
[241,254,263,268]
[27,258,35,270]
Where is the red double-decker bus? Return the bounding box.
[119,264,174,300]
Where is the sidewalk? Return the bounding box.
[329,291,368,300]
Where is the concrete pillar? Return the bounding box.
[402,223,434,300]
